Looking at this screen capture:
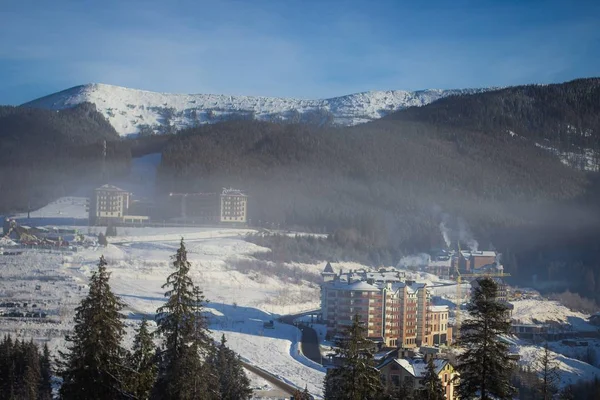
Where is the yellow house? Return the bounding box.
[377,355,458,399]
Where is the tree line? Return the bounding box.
[0,336,52,400]
[387,77,600,170]
[35,240,251,400]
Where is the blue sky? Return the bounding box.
[0,0,599,104]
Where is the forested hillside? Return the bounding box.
[0,103,130,212]
[156,113,600,301]
[387,78,600,171]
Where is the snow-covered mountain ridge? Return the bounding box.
[22,83,489,136]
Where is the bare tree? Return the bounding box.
[535,342,560,400]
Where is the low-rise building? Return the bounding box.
[377,353,458,399]
[456,250,498,272]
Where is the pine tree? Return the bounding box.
[418,357,445,400]
[127,318,157,400]
[535,343,559,400]
[323,314,384,400]
[153,239,216,399]
[0,335,14,398]
[39,343,52,400]
[214,334,252,400]
[388,381,416,400]
[59,255,130,399]
[457,277,515,400]
[20,340,41,400]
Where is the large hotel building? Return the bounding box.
[321,264,451,348]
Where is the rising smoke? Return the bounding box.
[457,217,479,251]
[397,253,431,268]
[433,205,479,251]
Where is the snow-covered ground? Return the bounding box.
[12,196,89,220]
[23,83,489,136]
[1,198,326,398]
[504,336,600,388]
[511,299,597,331]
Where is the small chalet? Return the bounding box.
[377,352,458,399]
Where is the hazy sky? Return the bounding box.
[1,0,599,104]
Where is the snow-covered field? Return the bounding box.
[512,299,597,331]
[24,83,488,135]
[504,336,600,388]
[1,199,325,398]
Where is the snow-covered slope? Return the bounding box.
[22,83,488,136]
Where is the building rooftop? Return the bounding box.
[221,187,246,196]
[96,184,128,192]
[323,262,335,274]
[428,259,452,267]
[325,280,380,292]
[461,250,497,258]
[395,357,448,377]
[430,305,449,313]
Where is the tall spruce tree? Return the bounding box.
[214,334,252,400]
[535,342,560,400]
[153,239,217,400]
[127,318,157,400]
[20,340,41,400]
[324,314,384,400]
[457,277,515,400]
[418,357,445,400]
[59,255,130,399]
[39,343,52,400]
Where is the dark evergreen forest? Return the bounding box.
[0,103,131,212]
[386,77,600,169]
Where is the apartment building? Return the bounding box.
[321,267,449,348]
[220,188,248,223]
[90,184,130,225]
[429,305,452,346]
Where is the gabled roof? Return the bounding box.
[395,357,448,377]
[323,262,335,274]
[95,184,128,192]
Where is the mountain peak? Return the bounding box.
[22,84,488,136]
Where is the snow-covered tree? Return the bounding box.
[59,255,129,399]
[213,334,252,400]
[127,318,157,400]
[535,342,560,400]
[457,277,515,400]
[152,239,217,399]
